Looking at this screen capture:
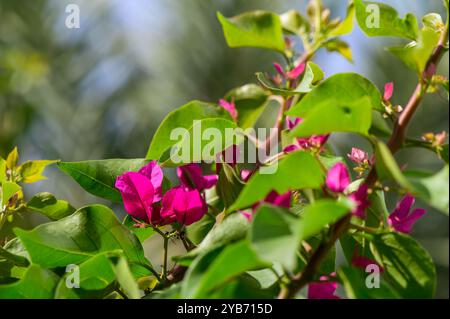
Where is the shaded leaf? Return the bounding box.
[27,192,75,220]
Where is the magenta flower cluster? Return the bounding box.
[115,161,217,226]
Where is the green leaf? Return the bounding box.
[0,158,6,184]
[374,141,414,190]
[55,252,116,298]
[18,160,57,183]
[216,162,245,208]
[249,204,300,270]
[57,158,148,202]
[224,84,269,129]
[1,181,21,207]
[297,199,352,241]
[14,205,151,276]
[0,264,59,298]
[6,147,18,170]
[27,192,75,220]
[323,39,353,62]
[230,151,325,211]
[327,3,355,37]
[111,254,142,299]
[287,73,383,124]
[217,11,285,53]
[370,232,436,298]
[122,215,155,243]
[175,213,249,265]
[354,0,419,40]
[280,10,310,36]
[146,101,231,160]
[159,118,241,166]
[409,165,449,215]
[256,61,324,96]
[288,96,372,138]
[389,27,441,74]
[181,241,269,298]
[422,13,444,32]
[375,141,449,214]
[338,266,399,299]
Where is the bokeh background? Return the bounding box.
[0,0,448,298]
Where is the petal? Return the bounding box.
[265,190,291,208]
[390,208,426,233]
[115,172,154,221]
[286,62,306,80]
[391,194,415,219]
[173,188,207,225]
[326,163,351,193]
[384,82,394,101]
[219,98,238,121]
[240,169,252,182]
[203,174,218,189]
[138,161,163,201]
[273,62,285,76]
[308,282,339,299]
[177,163,205,191]
[283,144,300,154]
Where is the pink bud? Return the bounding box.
[383,82,394,101]
[326,163,351,193]
[347,147,368,164]
[286,62,306,80]
[219,98,238,121]
[273,62,285,76]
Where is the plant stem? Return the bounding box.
[162,236,169,281]
[278,21,449,299]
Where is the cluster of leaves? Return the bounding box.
[0,0,449,299]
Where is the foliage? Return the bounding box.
[0,0,448,299]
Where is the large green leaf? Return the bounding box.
[146,101,231,160]
[0,264,59,298]
[230,151,325,211]
[27,192,75,220]
[369,232,436,298]
[159,118,241,166]
[327,2,355,37]
[224,84,269,129]
[175,213,249,265]
[389,27,441,74]
[181,241,269,298]
[375,141,449,214]
[249,205,300,270]
[287,73,383,126]
[297,199,352,241]
[288,96,372,137]
[217,11,285,53]
[58,159,148,202]
[354,0,419,40]
[14,205,151,276]
[54,251,142,299]
[338,266,400,299]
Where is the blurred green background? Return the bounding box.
[0,0,448,298]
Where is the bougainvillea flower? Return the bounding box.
[177,163,218,192]
[383,82,394,101]
[273,62,306,80]
[115,161,164,222]
[326,163,351,193]
[115,172,156,221]
[219,98,238,121]
[388,194,426,233]
[160,187,207,226]
[347,147,369,164]
[137,161,164,201]
[240,169,252,182]
[352,255,384,272]
[308,273,340,299]
[348,184,370,219]
[264,190,291,208]
[284,117,329,152]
